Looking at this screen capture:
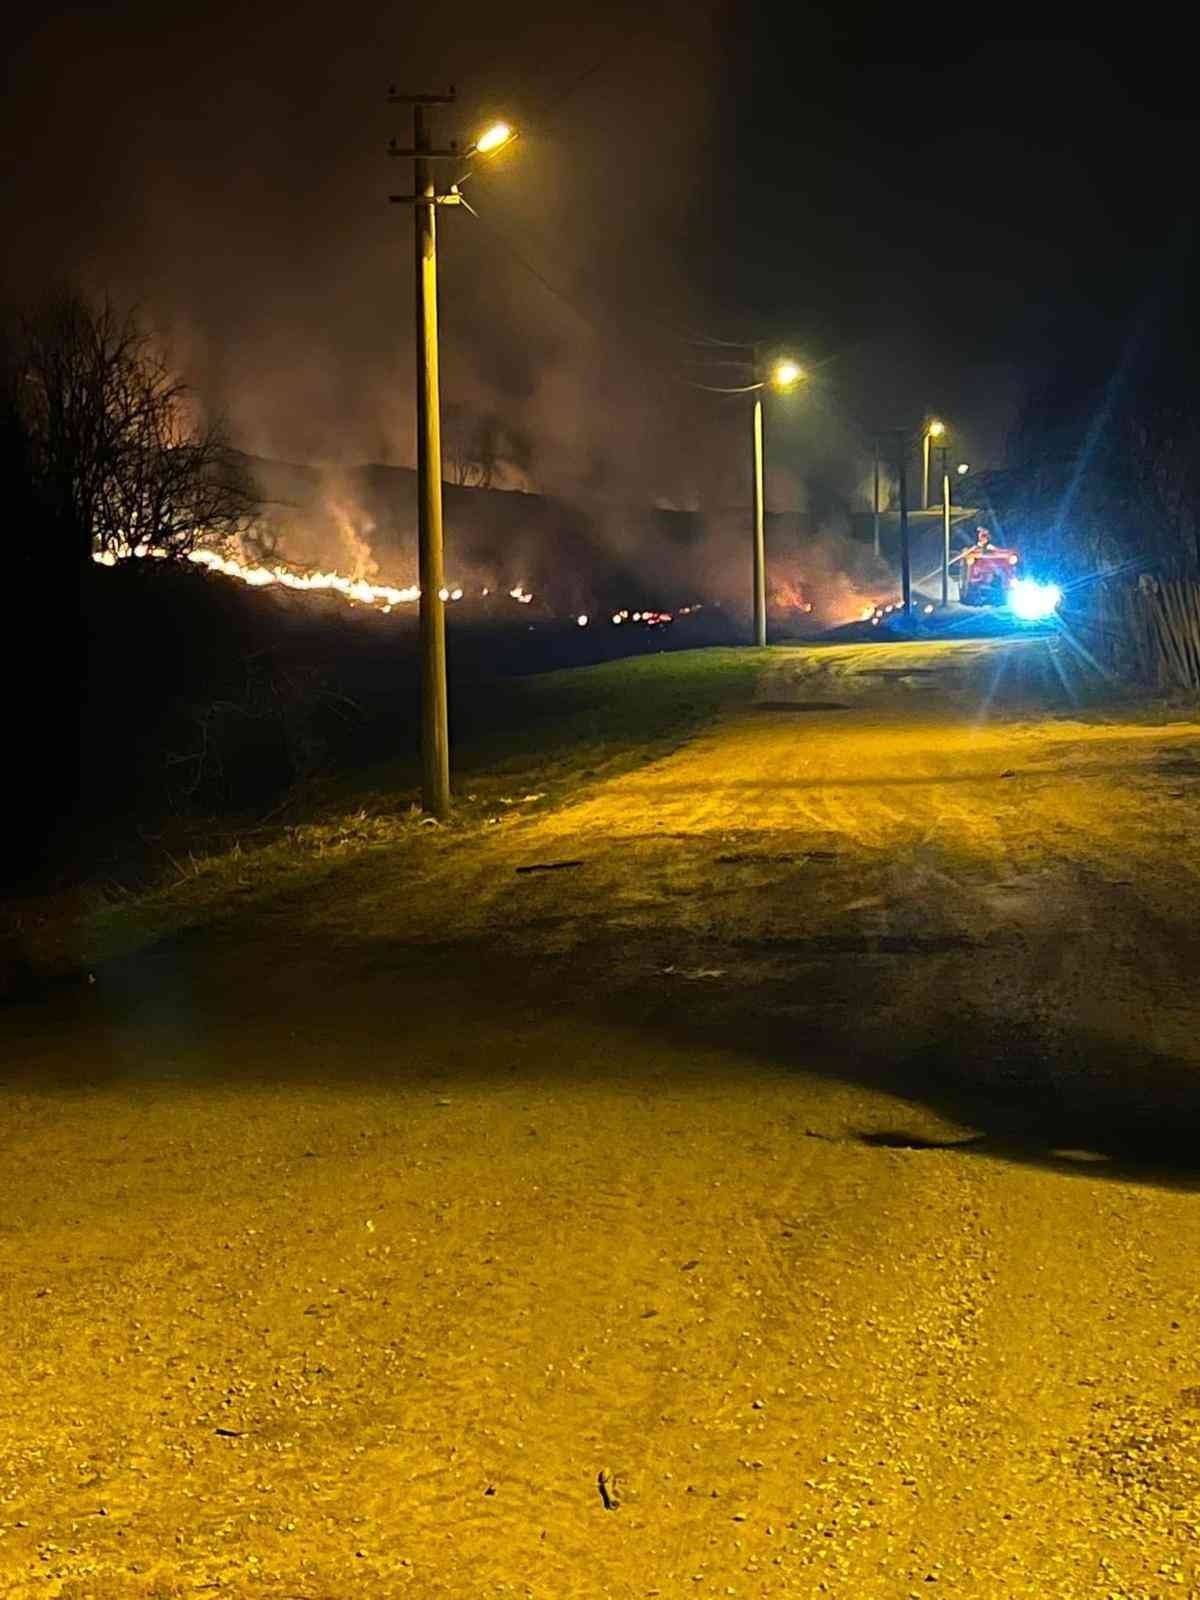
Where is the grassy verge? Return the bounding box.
[350,646,767,806]
[7,648,766,978]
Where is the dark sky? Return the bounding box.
[4,2,1196,507]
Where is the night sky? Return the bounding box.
[5,2,1196,503]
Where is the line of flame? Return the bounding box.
[91,546,711,628]
[91,545,530,610]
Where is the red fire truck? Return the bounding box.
[956,528,1020,606]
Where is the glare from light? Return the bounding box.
[957,462,970,475]
[577,614,589,627]
[1009,578,1062,621]
[474,121,514,155]
[771,359,804,392]
[928,419,945,438]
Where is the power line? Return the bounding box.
[463,194,748,378]
[464,186,717,356]
[535,56,610,123]
[682,381,764,395]
[679,331,757,350]
[426,64,827,405]
[387,74,734,379]
[465,208,612,340]
[459,65,744,363]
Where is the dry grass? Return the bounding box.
[4,648,766,980]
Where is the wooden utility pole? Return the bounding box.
[413,100,450,818]
[752,395,767,647]
[389,88,459,820]
[878,429,912,620]
[898,444,912,620]
[940,445,951,607]
[873,439,881,559]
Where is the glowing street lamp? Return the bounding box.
[752,356,805,646]
[470,120,515,157]
[922,418,945,509]
[688,347,804,646]
[770,358,805,392]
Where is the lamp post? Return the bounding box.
[939,444,952,606]
[922,417,945,510]
[388,94,517,818]
[945,463,970,601]
[752,358,804,647]
[686,350,803,646]
[899,445,911,619]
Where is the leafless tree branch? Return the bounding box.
[5,288,260,564]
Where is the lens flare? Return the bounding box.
[1008,578,1062,621]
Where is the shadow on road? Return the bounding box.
[635,972,1200,1191]
[4,913,1200,1194]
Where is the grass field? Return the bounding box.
[6,648,768,979]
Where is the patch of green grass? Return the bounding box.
[67,648,767,967]
[79,813,422,965]
[339,647,766,806]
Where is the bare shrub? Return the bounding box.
[5,288,258,564]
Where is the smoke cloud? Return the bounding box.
[3,0,1028,617]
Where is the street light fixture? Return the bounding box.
[470,120,514,156]
[752,355,804,646]
[939,440,954,606]
[770,359,805,392]
[388,88,519,819]
[923,418,945,509]
[687,347,804,646]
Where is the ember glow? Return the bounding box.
[855,598,913,626]
[851,596,940,625]
[91,544,705,629]
[607,607,680,628]
[93,545,428,608]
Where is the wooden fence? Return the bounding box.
[1065,574,1200,693]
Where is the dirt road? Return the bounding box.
[4,636,1200,1598]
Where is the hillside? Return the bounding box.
[244,454,818,615]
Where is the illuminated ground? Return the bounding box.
[5,636,1200,1597]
